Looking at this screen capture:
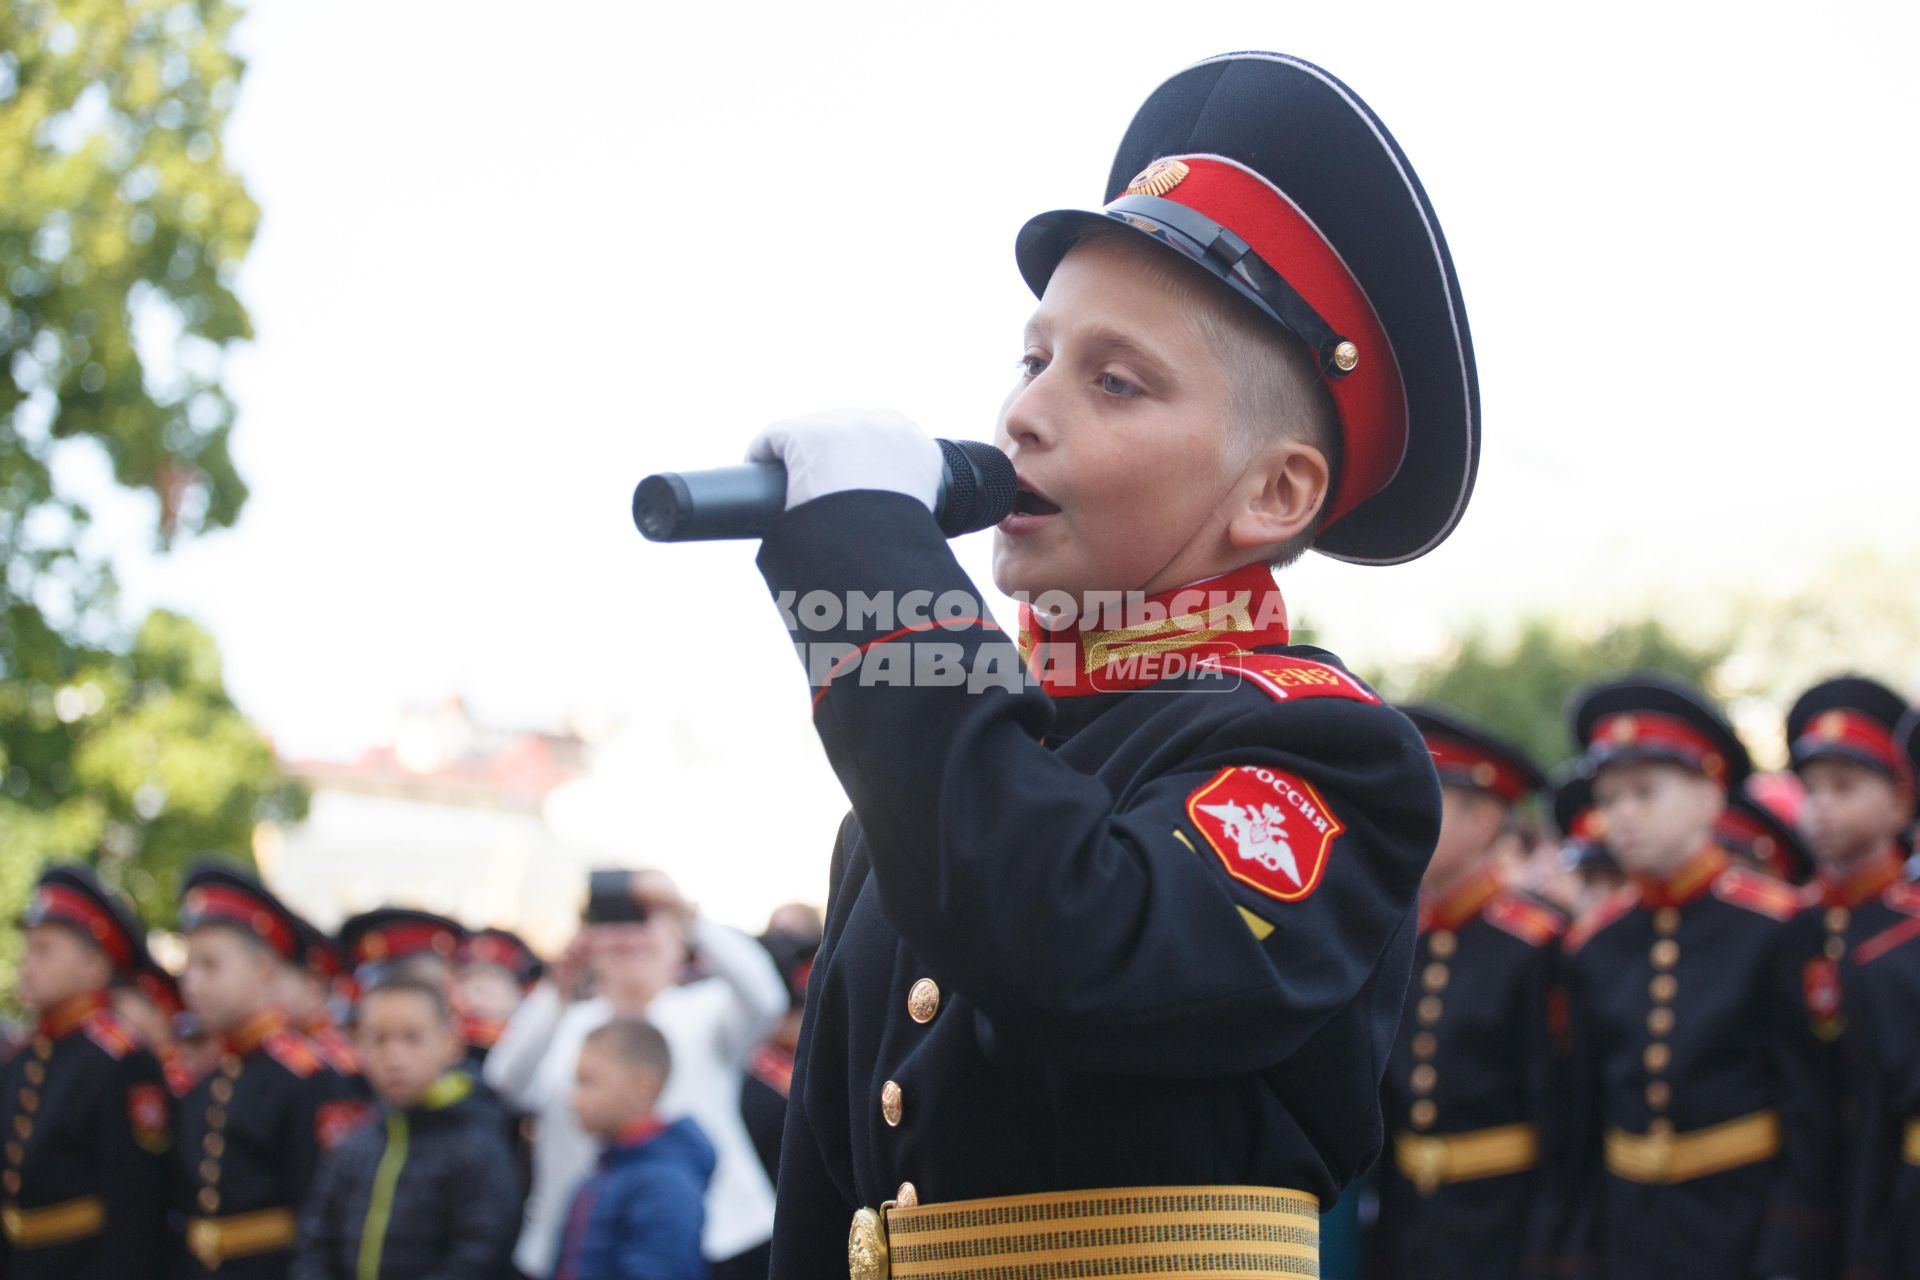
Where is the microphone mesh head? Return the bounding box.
[937,439,1017,536]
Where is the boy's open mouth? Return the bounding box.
[1011,484,1061,516]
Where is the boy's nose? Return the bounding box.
[999,380,1057,453]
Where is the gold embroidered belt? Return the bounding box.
[1393,1122,1539,1193]
[1903,1117,1920,1166]
[848,1184,1320,1280]
[1605,1109,1780,1184]
[0,1195,105,1248]
[185,1206,298,1266]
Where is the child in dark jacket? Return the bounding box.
[553,1019,714,1280]
[292,977,521,1280]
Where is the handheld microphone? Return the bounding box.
[633,439,1018,542]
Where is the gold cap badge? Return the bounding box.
[1125,158,1190,198]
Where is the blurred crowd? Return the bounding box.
[8,671,1920,1279]
[0,863,818,1280]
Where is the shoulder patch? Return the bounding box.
[1487,894,1567,948]
[1713,867,1798,921]
[1186,764,1344,903]
[262,1029,322,1078]
[1196,653,1380,705]
[81,1009,135,1060]
[1564,885,1640,955]
[1855,914,1920,968]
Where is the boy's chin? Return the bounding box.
[990,541,1104,605]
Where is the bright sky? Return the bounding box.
[97,0,1920,914]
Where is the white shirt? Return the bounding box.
[483,917,788,1275]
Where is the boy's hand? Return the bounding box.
[747,409,943,512]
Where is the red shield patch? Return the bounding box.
[1802,956,1845,1041]
[129,1082,171,1153]
[315,1099,372,1150]
[1187,765,1344,903]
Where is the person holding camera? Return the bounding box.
[483,870,786,1280]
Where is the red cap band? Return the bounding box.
[1144,155,1407,526]
[1425,736,1531,805]
[32,885,133,971]
[1795,710,1904,779]
[460,934,524,972]
[183,884,299,961]
[354,922,459,966]
[1588,712,1729,782]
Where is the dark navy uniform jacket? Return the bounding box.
[0,991,172,1280]
[1785,847,1912,1049]
[176,1010,355,1280]
[1555,846,1836,1280]
[754,492,1440,1280]
[1373,870,1567,1280]
[1840,888,1920,1279]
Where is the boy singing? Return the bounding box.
[738,52,1480,1279]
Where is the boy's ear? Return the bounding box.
[1225,439,1330,552]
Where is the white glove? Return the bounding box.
[746,409,943,513]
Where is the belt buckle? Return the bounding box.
[1408,1137,1447,1196]
[187,1218,222,1269]
[1,1204,19,1244]
[848,1205,890,1280]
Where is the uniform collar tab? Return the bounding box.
[1635,843,1728,909]
[1015,563,1290,699]
[1419,866,1503,933]
[35,988,110,1040]
[1821,845,1906,909]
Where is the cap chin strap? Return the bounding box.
[1102,194,1354,379]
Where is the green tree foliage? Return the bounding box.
[2,0,303,990]
[1369,617,1727,776]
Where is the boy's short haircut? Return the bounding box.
[360,975,453,1024]
[1072,226,1342,568]
[584,1017,673,1082]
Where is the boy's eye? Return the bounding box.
[1100,372,1140,397]
[1018,355,1047,378]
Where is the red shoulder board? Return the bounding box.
[1795,882,1824,911]
[1564,886,1640,954]
[262,1029,322,1078]
[1196,653,1380,705]
[1855,914,1920,967]
[1486,894,1567,948]
[1712,867,1798,921]
[81,1009,136,1060]
[312,1028,360,1077]
[1884,882,1920,918]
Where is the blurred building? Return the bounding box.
[257,697,606,950]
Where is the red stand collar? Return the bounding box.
[35,988,110,1041]
[222,1007,288,1056]
[1016,563,1290,699]
[1419,867,1504,933]
[1819,845,1907,909]
[1634,844,1729,910]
